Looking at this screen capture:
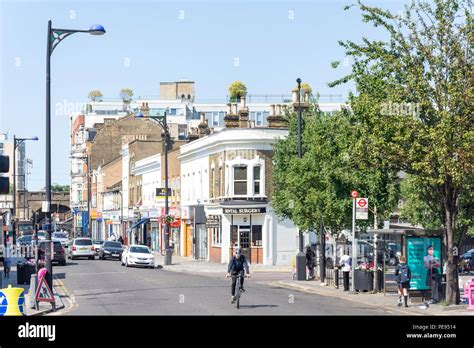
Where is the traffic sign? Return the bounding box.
[356,198,368,220]
[35,277,55,303]
[351,190,358,199]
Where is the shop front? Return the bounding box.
[224,207,264,264]
[181,206,193,257]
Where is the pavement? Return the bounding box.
[1,258,66,316]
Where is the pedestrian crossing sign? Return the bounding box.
[35,277,55,303]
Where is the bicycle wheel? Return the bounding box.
[236,277,241,309]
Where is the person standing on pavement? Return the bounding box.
[117,235,123,244]
[339,252,352,291]
[423,245,440,304]
[305,245,316,280]
[395,255,411,307]
[3,253,11,278]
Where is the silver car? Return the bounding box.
[68,238,96,260]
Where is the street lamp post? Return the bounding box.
[46,20,105,289]
[295,78,306,281]
[135,109,172,265]
[12,136,38,245]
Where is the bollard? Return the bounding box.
[0,285,26,316]
[28,274,37,309]
[334,268,339,289]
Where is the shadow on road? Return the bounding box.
[54,272,66,279]
[239,304,279,309]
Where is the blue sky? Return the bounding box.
[0,0,409,189]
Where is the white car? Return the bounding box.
[52,231,69,246]
[37,231,47,241]
[93,240,104,254]
[121,245,155,268]
[68,238,96,260]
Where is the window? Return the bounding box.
[212,112,219,126]
[169,108,177,115]
[211,168,215,198]
[255,112,263,126]
[231,225,238,245]
[218,166,222,197]
[253,165,261,195]
[178,124,187,140]
[233,165,247,195]
[212,227,221,247]
[252,225,263,246]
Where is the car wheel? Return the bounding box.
[89,256,94,260]
[60,261,66,266]
[121,259,124,266]
[71,256,75,260]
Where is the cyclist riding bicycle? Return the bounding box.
[226,246,250,304]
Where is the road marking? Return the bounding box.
[67,271,127,276]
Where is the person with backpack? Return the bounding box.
[395,255,411,307]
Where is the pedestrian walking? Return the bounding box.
[395,255,411,307]
[3,254,11,278]
[305,245,316,280]
[117,235,123,244]
[339,252,351,291]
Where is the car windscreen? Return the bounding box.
[104,242,122,248]
[21,236,33,242]
[75,239,93,246]
[39,242,63,250]
[93,240,104,245]
[52,233,68,239]
[130,246,150,254]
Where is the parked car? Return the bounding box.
[121,245,154,268]
[52,231,69,246]
[17,235,35,247]
[68,238,96,260]
[37,231,47,241]
[93,240,104,254]
[99,241,123,260]
[461,249,474,259]
[38,240,66,266]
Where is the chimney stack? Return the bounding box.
[267,103,289,129]
[140,102,150,117]
[198,112,210,138]
[224,102,240,129]
[238,97,249,128]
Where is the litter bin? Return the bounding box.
[354,269,374,291]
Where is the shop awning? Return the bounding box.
[130,218,149,230]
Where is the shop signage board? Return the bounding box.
[223,207,266,215]
[406,236,442,290]
[206,215,220,227]
[355,198,368,220]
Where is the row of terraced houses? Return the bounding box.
[70,80,343,265]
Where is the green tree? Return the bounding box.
[330,0,473,304]
[228,81,247,102]
[88,90,103,102]
[120,88,134,109]
[51,184,70,192]
[272,103,400,240]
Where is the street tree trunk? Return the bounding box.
[445,200,459,305]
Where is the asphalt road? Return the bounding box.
[56,258,396,315]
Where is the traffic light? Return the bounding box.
[0,155,10,194]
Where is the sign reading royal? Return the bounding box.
[223,207,266,215]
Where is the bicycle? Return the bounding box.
[227,271,250,309]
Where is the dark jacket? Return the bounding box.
[306,249,316,268]
[227,255,249,274]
